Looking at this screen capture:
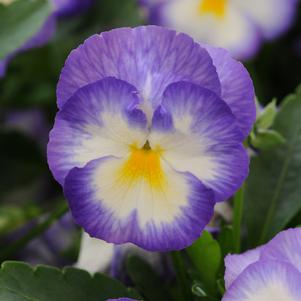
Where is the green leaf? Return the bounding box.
[250,129,285,150]
[126,256,171,301]
[0,0,52,60]
[186,231,221,294]
[0,205,40,236]
[0,261,140,301]
[217,226,234,258]
[244,86,301,247]
[256,99,278,129]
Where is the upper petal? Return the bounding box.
[47,77,148,185]
[149,81,249,202]
[57,26,221,110]
[202,44,256,138]
[222,260,301,301]
[260,228,301,274]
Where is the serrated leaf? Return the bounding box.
[244,85,301,247]
[126,256,171,301]
[0,261,139,301]
[256,99,278,129]
[0,0,52,60]
[186,231,221,294]
[250,129,285,150]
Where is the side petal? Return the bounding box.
[224,247,262,289]
[149,82,249,202]
[57,26,221,110]
[222,261,301,301]
[64,155,215,251]
[47,77,148,185]
[260,228,301,274]
[201,44,256,138]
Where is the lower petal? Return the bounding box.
[64,155,214,251]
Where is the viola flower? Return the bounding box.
[48,26,255,251]
[223,228,301,301]
[0,0,92,77]
[140,0,298,60]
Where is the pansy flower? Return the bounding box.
[140,0,298,60]
[0,0,92,77]
[48,26,255,251]
[223,228,301,301]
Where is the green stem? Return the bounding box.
[171,251,192,300]
[0,202,69,262]
[233,184,245,253]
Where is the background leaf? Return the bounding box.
[0,261,140,301]
[250,129,286,150]
[0,0,52,60]
[244,86,301,247]
[126,256,171,301]
[256,99,278,130]
[186,231,221,294]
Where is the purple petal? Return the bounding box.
[201,44,256,138]
[149,81,249,202]
[222,260,301,301]
[224,247,262,289]
[57,26,221,110]
[47,77,148,185]
[64,155,215,251]
[260,228,301,274]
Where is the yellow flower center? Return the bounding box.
[198,0,228,19]
[119,142,166,190]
